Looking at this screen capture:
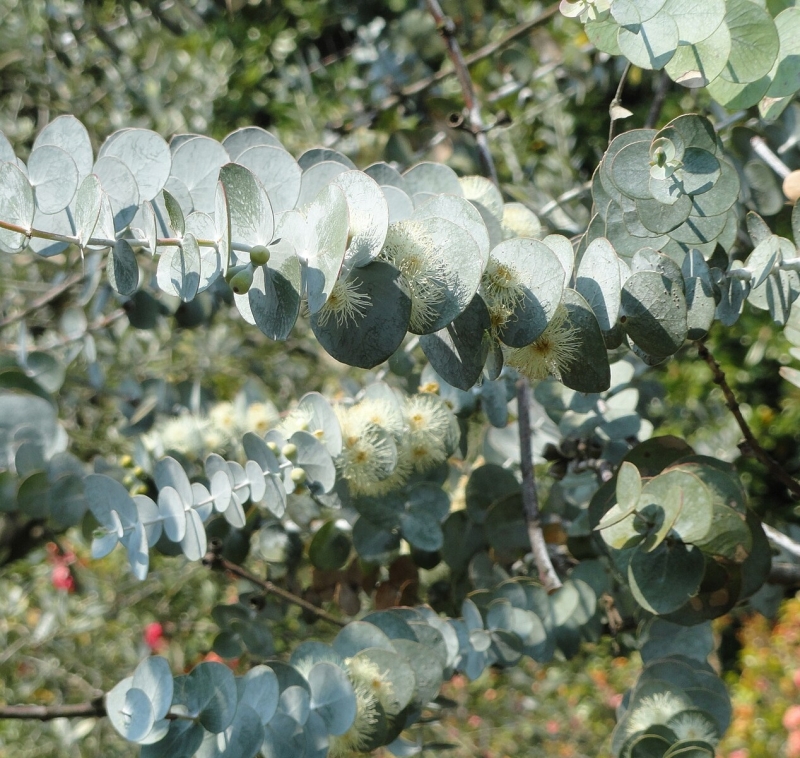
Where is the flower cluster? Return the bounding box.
[335,389,458,497]
[141,398,279,460]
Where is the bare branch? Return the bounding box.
[696,341,800,500]
[203,551,347,627]
[763,523,800,558]
[425,0,499,184]
[608,61,632,146]
[0,270,90,331]
[516,378,563,594]
[768,561,800,586]
[0,700,106,721]
[368,5,559,119]
[750,135,791,179]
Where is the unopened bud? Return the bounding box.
[250,244,271,266]
[290,467,307,484]
[224,263,247,283]
[281,443,298,460]
[229,265,255,295]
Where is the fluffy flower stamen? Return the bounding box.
[625,692,690,736]
[505,305,580,382]
[380,222,448,332]
[328,656,396,758]
[667,710,719,745]
[481,257,526,330]
[316,277,372,328]
[404,393,454,470]
[335,406,397,495]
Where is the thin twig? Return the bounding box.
[763,523,800,558]
[2,310,126,351]
[0,699,193,722]
[697,341,800,499]
[537,181,592,217]
[0,700,106,721]
[204,552,346,627]
[516,378,563,594]
[768,561,800,586]
[608,61,632,146]
[644,71,671,129]
[425,0,499,184]
[369,4,559,118]
[0,270,89,331]
[750,136,791,179]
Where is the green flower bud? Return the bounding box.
[290,467,307,484]
[224,264,247,283]
[281,442,298,460]
[250,244,271,266]
[230,264,255,295]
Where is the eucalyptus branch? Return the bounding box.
[750,136,791,179]
[608,61,632,146]
[516,377,563,594]
[0,699,196,722]
[0,216,269,331]
[0,218,252,255]
[696,341,800,499]
[203,550,347,627]
[763,523,800,558]
[0,700,107,721]
[537,181,593,217]
[768,562,800,586]
[425,0,499,184]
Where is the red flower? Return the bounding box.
[785,705,800,732]
[788,730,800,758]
[51,564,75,592]
[144,622,165,651]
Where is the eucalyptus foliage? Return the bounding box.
[2,0,800,757]
[567,0,800,117]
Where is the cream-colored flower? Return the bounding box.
[480,256,526,329]
[505,305,579,382]
[208,401,241,437]
[625,692,690,736]
[404,393,455,470]
[380,221,447,332]
[667,710,719,745]
[143,414,211,460]
[353,441,414,497]
[247,401,280,436]
[328,658,387,758]
[275,405,314,439]
[348,397,405,441]
[335,405,397,496]
[202,426,226,452]
[316,276,372,328]
[345,655,396,714]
